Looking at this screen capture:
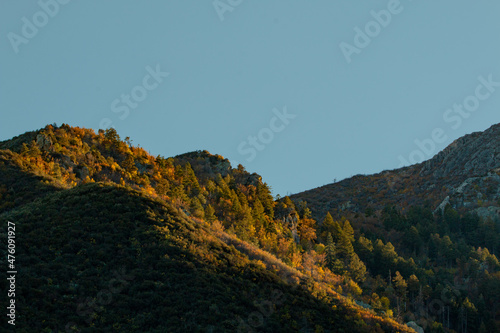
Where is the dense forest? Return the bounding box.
[1,124,499,332]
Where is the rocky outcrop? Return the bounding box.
[282,212,300,244]
[420,123,500,180]
[434,196,450,215]
[406,321,424,333]
[54,154,76,170]
[436,171,500,213]
[474,206,500,221]
[84,152,95,164]
[246,173,262,187]
[36,133,53,151]
[214,159,232,176]
[75,166,90,180]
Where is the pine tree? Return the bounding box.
[29,141,41,157]
[256,183,274,218]
[336,227,355,261]
[190,197,205,219]
[182,163,201,196]
[325,233,343,275]
[104,128,121,150]
[380,242,398,268]
[325,233,335,265]
[342,219,355,243]
[355,236,374,263]
[407,274,420,303]
[320,212,335,241]
[122,153,136,172]
[204,204,217,223]
[348,252,367,283]
[392,271,407,319]
[20,143,30,156]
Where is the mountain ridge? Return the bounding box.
[1,123,499,332]
[290,123,500,222]
[0,124,416,332]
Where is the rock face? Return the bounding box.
[84,152,95,164]
[420,123,500,180]
[76,166,90,180]
[406,321,424,333]
[214,159,232,176]
[36,134,53,151]
[434,196,450,214]
[435,170,500,217]
[475,206,500,221]
[246,173,262,187]
[282,211,300,243]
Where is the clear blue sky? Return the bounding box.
[1,1,500,196]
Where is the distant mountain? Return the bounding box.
[291,123,500,222]
[0,124,415,332]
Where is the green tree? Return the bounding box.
[461,297,477,333]
[320,212,335,241]
[342,219,355,243]
[407,274,420,308]
[182,162,202,196]
[104,128,121,150]
[29,140,41,157]
[325,233,343,275]
[403,226,421,255]
[20,143,30,156]
[380,242,398,269]
[204,204,217,223]
[348,252,367,283]
[392,271,407,319]
[256,183,274,218]
[443,204,460,232]
[122,153,136,172]
[190,197,205,219]
[355,236,373,263]
[382,205,406,231]
[336,228,355,261]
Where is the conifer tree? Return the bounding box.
[325,233,344,275]
[29,141,41,157]
[355,236,374,263]
[320,212,335,241]
[20,143,30,156]
[342,219,355,243]
[190,197,205,219]
[336,227,355,261]
[348,252,367,283]
[204,204,217,223]
[392,271,407,319]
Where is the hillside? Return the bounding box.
[0,124,415,332]
[290,124,500,332]
[2,183,410,332]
